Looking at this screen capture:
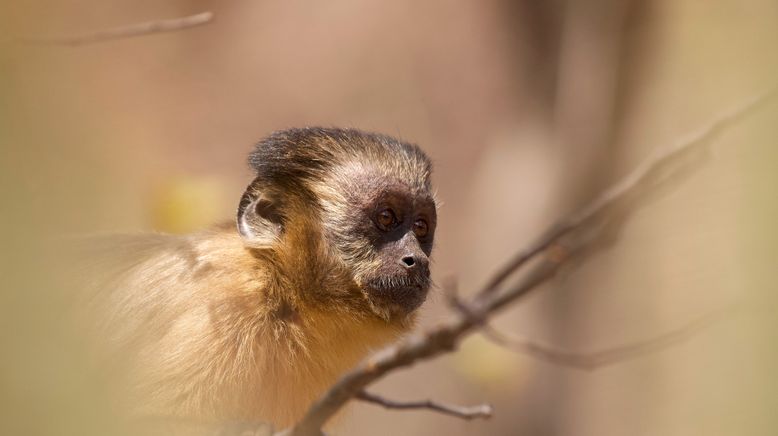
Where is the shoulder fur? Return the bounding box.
[81,224,405,427]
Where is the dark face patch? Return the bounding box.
[328,170,437,320]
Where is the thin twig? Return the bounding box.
[450,276,735,371]
[14,11,213,46]
[281,90,774,436]
[356,391,493,420]
[480,303,737,370]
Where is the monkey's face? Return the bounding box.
[239,128,437,322]
[359,189,436,319]
[322,169,437,321]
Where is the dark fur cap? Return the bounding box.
[248,127,432,194]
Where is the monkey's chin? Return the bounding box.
[363,283,429,322]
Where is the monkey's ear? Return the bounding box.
[237,185,284,248]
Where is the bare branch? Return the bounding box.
[15,11,213,46]
[281,90,774,436]
[448,277,736,371]
[475,87,776,300]
[480,303,737,370]
[356,391,492,420]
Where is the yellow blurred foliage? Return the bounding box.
[150,176,230,233]
[452,336,528,389]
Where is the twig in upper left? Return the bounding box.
[15,11,214,46]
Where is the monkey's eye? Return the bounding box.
[375,208,398,231]
[413,219,429,238]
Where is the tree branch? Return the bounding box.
[356,391,492,420]
[281,89,774,436]
[15,11,213,46]
[475,87,775,300]
[479,303,736,370]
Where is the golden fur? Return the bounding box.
[85,220,408,428]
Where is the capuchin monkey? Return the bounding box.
[81,127,437,431]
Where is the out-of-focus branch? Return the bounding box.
[15,11,213,46]
[280,89,774,436]
[448,281,736,371]
[480,303,737,370]
[475,87,775,300]
[356,391,493,420]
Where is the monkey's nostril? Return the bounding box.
[401,256,415,268]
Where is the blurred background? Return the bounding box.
[1,1,777,435]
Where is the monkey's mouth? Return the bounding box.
[364,274,430,316]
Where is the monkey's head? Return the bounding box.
[237,127,437,322]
